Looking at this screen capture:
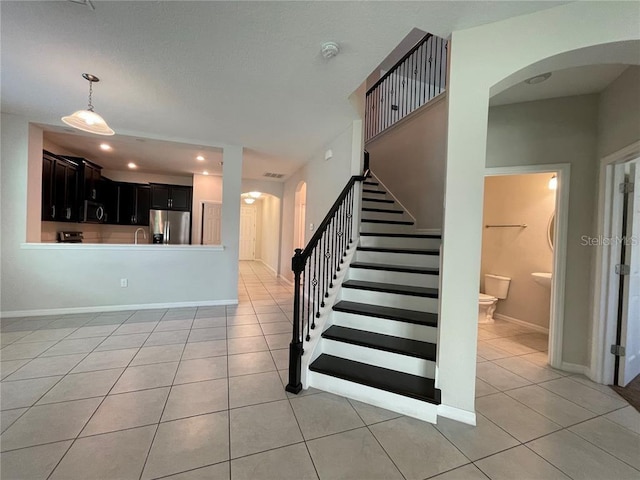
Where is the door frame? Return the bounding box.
[484,163,571,369]
[200,200,222,245]
[591,140,640,385]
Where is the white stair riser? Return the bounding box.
[332,310,438,343]
[307,371,438,424]
[347,268,439,289]
[355,250,439,268]
[339,288,438,312]
[360,210,407,221]
[322,339,436,378]
[360,222,415,234]
[360,236,441,250]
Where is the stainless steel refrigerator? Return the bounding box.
[149,210,191,244]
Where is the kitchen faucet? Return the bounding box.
[134,228,147,244]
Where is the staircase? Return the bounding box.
[307,175,442,422]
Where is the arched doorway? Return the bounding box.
[293,181,307,249]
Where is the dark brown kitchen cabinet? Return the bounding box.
[150,183,192,211]
[118,183,150,225]
[61,156,103,202]
[41,150,78,222]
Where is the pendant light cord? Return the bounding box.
[87,80,94,112]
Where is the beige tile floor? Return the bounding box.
[1,261,639,479]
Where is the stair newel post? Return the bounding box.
[286,248,306,394]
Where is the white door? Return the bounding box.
[239,205,257,260]
[202,202,222,245]
[619,160,640,386]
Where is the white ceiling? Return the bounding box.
[490,64,630,106]
[2,1,567,178]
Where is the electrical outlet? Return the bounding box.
[310,223,314,231]
[120,278,128,288]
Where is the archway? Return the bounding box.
[293,181,307,249]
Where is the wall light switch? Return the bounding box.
[324,149,333,161]
[120,278,128,288]
[310,223,314,231]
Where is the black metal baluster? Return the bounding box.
[439,38,444,94]
[320,234,326,307]
[411,51,416,113]
[348,185,354,244]
[419,42,425,106]
[302,261,309,341]
[423,39,429,103]
[430,36,435,99]
[314,248,320,318]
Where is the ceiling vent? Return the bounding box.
[263,172,285,179]
[67,0,95,10]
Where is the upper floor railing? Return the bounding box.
[365,33,448,142]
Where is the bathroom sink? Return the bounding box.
[531,272,552,288]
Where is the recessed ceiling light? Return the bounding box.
[196,155,205,161]
[100,143,112,151]
[127,162,137,169]
[524,72,552,85]
[203,171,209,175]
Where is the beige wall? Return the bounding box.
[366,95,447,229]
[192,174,223,245]
[481,174,555,329]
[598,66,640,158]
[280,123,356,281]
[256,195,281,274]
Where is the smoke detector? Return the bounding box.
[321,42,340,59]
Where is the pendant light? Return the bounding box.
[62,73,114,136]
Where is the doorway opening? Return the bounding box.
[239,192,282,273]
[294,181,307,249]
[480,165,569,372]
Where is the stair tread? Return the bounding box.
[361,207,404,214]
[333,301,438,327]
[361,219,414,225]
[310,354,440,404]
[357,246,439,255]
[362,198,395,204]
[343,279,438,298]
[363,181,379,186]
[323,325,436,360]
[350,262,439,275]
[362,189,387,195]
[360,232,441,239]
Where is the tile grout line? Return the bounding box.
[137,309,194,480]
[45,312,160,480]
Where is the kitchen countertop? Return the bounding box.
[22,243,224,251]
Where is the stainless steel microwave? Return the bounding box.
[81,200,106,223]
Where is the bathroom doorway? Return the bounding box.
[481,164,570,369]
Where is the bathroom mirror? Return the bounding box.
[548,213,555,250]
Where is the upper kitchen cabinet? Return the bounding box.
[118,183,150,225]
[61,156,103,202]
[41,150,79,222]
[150,183,192,211]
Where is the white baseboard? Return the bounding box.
[560,361,590,376]
[493,313,549,334]
[437,405,476,426]
[257,259,278,276]
[0,299,238,319]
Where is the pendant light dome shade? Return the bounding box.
[62,73,114,136]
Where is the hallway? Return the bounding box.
[0,262,638,479]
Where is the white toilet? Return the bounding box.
[478,274,511,324]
